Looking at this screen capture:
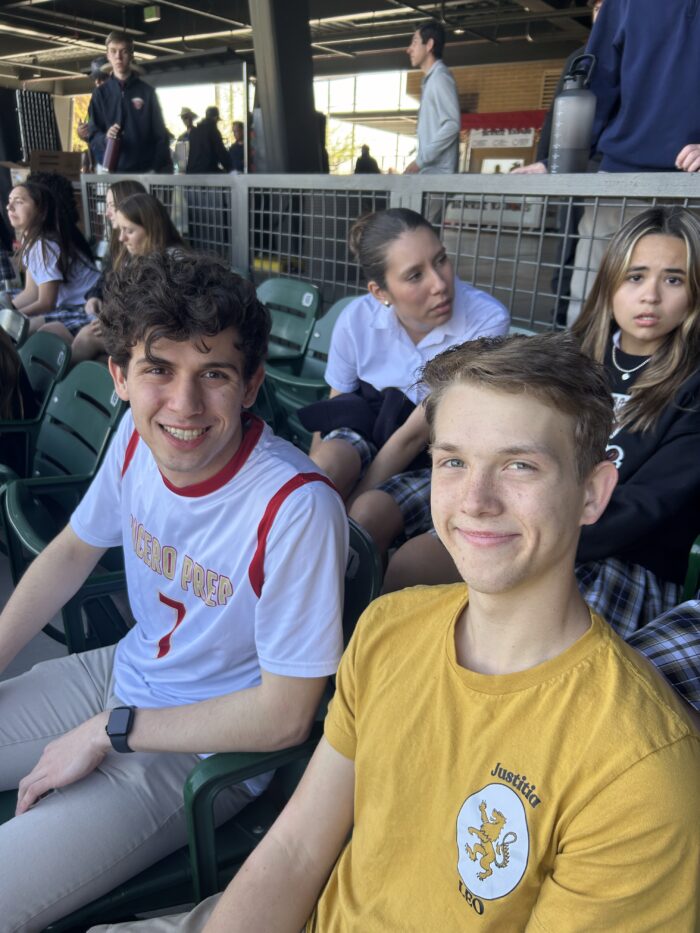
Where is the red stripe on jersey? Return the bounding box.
[121,429,140,477]
[159,413,264,498]
[248,472,338,598]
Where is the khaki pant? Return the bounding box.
[567,200,646,325]
[0,646,253,933]
[89,894,222,932]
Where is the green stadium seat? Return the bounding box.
[682,534,700,601]
[257,277,321,362]
[17,331,71,417]
[0,305,29,346]
[265,296,356,449]
[1,362,126,593]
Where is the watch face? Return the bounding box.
[108,707,134,736]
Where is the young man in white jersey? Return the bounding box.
[0,252,347,931]
[99,333,700,932]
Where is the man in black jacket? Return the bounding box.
[354,145,381,174]
[186,107,232,174]
[184,107,233,249]
[229,120,245,173]
[88,31,170,173]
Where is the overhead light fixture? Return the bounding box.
[525,23,534,42]
[31,56,41,77]
[453,27,465,35]
[143,5,161,23]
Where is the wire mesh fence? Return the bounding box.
[82,173,700,328]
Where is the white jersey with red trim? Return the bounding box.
[71,411,347,711]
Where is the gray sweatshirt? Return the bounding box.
[416,59,460,173]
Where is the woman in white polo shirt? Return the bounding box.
[303,207,509,559]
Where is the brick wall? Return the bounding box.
[407,59,566,113]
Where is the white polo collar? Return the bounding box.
[369,280,467,346]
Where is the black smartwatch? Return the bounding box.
[106,706,136,753]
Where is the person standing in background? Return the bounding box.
[177,108,197,143]
[514,0,603,176]
[354,145,381,174]
[564,0,700,323]
[187,107,232,174]
[512,0,603,325]
[229,121,245,173]
[404,21,460,176]
[88,31,170,173]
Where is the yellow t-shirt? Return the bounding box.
[307,585,700,932]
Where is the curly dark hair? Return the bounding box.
[100,251,270,379]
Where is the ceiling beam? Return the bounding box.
[312,36,577,77]
[521,0,590,39]
[0,0,592,92]
[382,0,498,42]
[142,0,247,29]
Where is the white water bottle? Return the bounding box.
[549,54,597,174]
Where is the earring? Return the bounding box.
[383,300,391,307]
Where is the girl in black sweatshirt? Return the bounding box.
[382,206,700,707]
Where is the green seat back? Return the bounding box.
[31,362,125,479]
[265,296,357,448]
[0,306,29,346]
[683,534,700,601]
[257,277,321,361]
[299,295,356,382]
[18,332,71,415]
[249,377,286,436]
[344,518,383,643]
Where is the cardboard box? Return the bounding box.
[29,150,82,182]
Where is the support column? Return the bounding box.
[249,0,323,173]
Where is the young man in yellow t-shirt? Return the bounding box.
[94,333,700,933]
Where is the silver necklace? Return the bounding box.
[611,344,651,382]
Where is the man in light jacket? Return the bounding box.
[404,21,461,175]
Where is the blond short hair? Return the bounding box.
[422,332,614,481]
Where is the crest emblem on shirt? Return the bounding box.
[131,97,144,110]
[456,784,529,899]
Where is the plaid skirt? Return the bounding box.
[576,558,699,709]
[43,306,90,336]
[324,427,433,539]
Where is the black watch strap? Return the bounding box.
[106,706,136,753]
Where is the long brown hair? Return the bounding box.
[112,192,184,270]
[107,179,146,262]
[571,206,700,433]
[14,177,93,281]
